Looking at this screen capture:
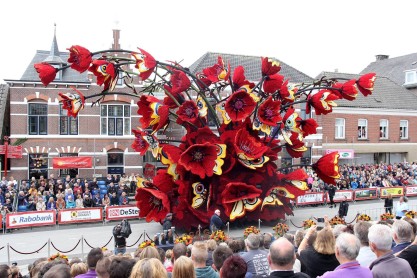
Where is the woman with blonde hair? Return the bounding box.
[130,258,167,278]
[139,246,161,260]
[172,256,196,278]
[298,223,339,277]
[70,262,88,277]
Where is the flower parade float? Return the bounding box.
[34,45,376,231]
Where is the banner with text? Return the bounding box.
[379,187,404,198]
[331,190,354,202]
[6,211,56,229]
[296,192,325,205]
[354,188,378,200]
[52,157,93,169]
[106,205,140,221]
[58,208,103,224]
[406,186,417,197]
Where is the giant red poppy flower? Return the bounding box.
[232,66,255,91]
[135,187,170,222]
[163,85,185,108]
[169,69,191,94]
[88,60,117,91]
[312,152,340,185]
[306,90,339,115]
[137,95,169,133]
[331,80,358,101]
[225,89,256,122]
[132,48,156,81]
[132,129,150,155]
[258,97,282,126]
[67,45,92,73]
[178,143,223,179]
[176,100,200,126]
[277,169,309,195]
[203,56,231,83]
[221,182,262,221]
[279,80,297,104]
[281,107,303,145]
[195,72,212,90]
[58,87,85,118]
[34,62,57,86]
[300,118,318,137]
[263,73,284,94]
[261,57,281,76]
[285,132,307,158]
[357,73,376,96]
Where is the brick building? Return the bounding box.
[316,72,417,165]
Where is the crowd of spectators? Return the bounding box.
[306,162,417,192]
[3,214,417,277]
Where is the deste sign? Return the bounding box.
[106,205,140,221]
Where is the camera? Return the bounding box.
[317,217,325,223]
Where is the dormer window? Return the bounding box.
[404,70,417,87]
[52,64,61,80]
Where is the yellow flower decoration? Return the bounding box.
[273,223,289,237]
[302,219,316,230]
[243,226,260,238]
[139,240,155,249]
[174,234,193,246]
[357,214,371,222]
[210,230,228,243]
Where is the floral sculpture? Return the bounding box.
[405,211,416,219]
[380,213,394,221]
[210,230,228,243]
[357,214,371,222]
[243,226,261,238]
[139,240,155,249]
[34,44,376,230]
[329,216,346,226]
[174,234,193,246]
[48,252,69,262]
[302,219,316,229]
[273,223,289,237]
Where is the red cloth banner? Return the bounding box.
[58,207,103,224]
[52,157,93,169]
[106,205,140,221]
[6,211,56,229]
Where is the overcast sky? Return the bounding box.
[1,0,416,83]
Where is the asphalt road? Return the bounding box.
[2,197,417,273]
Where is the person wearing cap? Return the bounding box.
[163,213,173,231]
[210,209,225,232]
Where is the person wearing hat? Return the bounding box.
[163,213,173,231]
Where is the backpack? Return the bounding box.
[120,219,132,238]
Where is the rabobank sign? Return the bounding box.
[7,212,55,229]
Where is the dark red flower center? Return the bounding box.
[185,107,194,117]
[233,99,244,110]
[192,149,204,162]
[240,143,252,153]
[264,108,273,118]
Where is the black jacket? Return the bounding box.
[338,201,349,217]
[162,218,172,231]
[328,186,336,197]
[210,214,225,232]
[385,198,393,208]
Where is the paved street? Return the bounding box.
[1,196,417,272]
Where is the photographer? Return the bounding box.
[113,219,132,255]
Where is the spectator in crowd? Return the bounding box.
[319,233,372,278]
[70,262,88,277]
[392,220,413,253]
[139,246,161,260]
[36,196,46,211]
[107,182,117,195]
[17,190,28,206]
[220,256,247,278]
[56,194,66,211]
[298,225,339,277]
[46,197,56,210]
[76,247,103,278]
[403,217,417,242]
[384,194,393,214]
[95,257,111,278]
[109,192,119,206]
[395,196,409,219]
[210,209,225,232]
[338,196,349,219]
[166,243,187,273]
[92,192,101,207]
[108,256,136,278]
[130,258,167,278]
[212,245,233,272]
[353,221,376,267]
[44,264,71,278]
[398,230,417,277]
[76,194,84,208]
[83,194,94,208]
[164,249,173,269]
[328,184,336,208]
[368,224,414,278]
[240,233,269,277]
[206,239,218,267]
[172,256,196,278]
[191,241,219,278]
[0,265,11,278]
[66,195,76,209]
[263,233,273,250]
[119,192,129,205]
[26,197,36,211]
[102,194,110,207]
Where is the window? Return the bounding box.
[59,105,78,135]
[28,103,47,135]
[400,120,408,139]
[59,153,78,178]
[358,119,367,139]
[405,71,417,85]
[100,105,131,136]
[335,118,345,139]
[300,147,311,165]
[116,71,123,86]
[107,151,124,175]
[379,119,388,139]
[29,153,48,179]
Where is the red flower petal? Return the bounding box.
[312,152,340,185]
[131,129,150,155]
[170,70,191,94]
[176,101,200,125]
[263,74,284,94]
[133,48,156,80]
[357,73,376,96]
[261,57,281,76]
[234,129,268,160]
[203,56,231,83]
[135,187,170,222]
[258,96,282,126]
[307,90,339,115]
[67,45,92,73]
[178,143,219,179]
[225,90,256,122]
[88,60,117,91]
[34,62,57,86]
[58,87,85,118]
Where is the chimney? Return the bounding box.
[112,29,120,50]
[375,54,389,61]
